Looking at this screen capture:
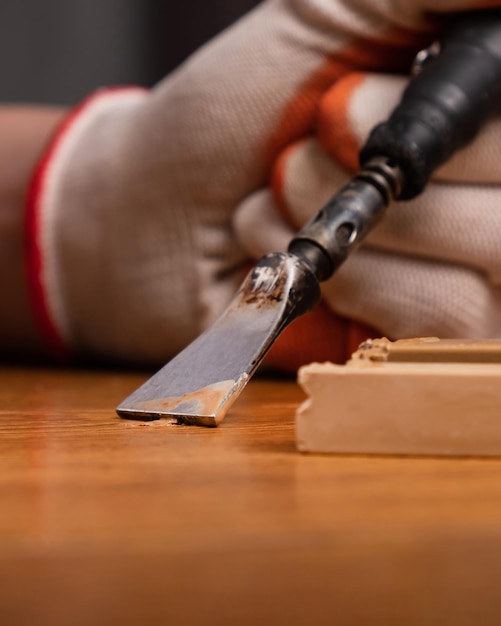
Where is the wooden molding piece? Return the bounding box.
[296,338,501,457]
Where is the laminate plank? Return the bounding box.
[1,367,501,625]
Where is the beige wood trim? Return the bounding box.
[296,339,501,457]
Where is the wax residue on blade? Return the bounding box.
[129,378,244,426]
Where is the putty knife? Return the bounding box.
[117,10,501,426]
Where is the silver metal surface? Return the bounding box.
[411,40,441,76]
[116,252,320,426]
[289,158,404,281]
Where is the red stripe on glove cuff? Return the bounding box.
[24,99,88,360]
[24,87,146,360]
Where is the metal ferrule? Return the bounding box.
[288,157,405,282]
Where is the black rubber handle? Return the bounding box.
[360,9,501,199]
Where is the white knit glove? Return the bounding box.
[26,0,501,365]
[235,69,501,342]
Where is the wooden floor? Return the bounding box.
[2,366,501,625]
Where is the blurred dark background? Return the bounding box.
[0,0,262,105]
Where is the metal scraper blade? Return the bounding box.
[116,252,320,426]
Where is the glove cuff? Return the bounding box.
[24,88,147,359]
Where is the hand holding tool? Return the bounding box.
[28,0,496,367]
[117,9,501,426]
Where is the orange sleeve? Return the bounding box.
[264,301,378,373]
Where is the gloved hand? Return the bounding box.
[235,70,501,368]
[26,0,501,366]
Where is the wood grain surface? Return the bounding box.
[2,366,501,625]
